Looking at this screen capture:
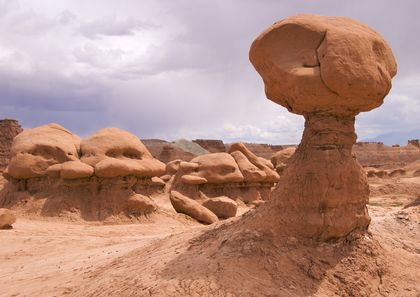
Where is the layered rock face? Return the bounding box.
[248,14,397,240]
[0,119,23,171]
[142,139,196,163]
[353,141,420,168]
[192,139,226,153]
[171,142,279,204]
[1,124,165,221]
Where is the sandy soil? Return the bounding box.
[0,176,419,297]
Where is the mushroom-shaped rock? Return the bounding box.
[60,161,94,179]
[228,142,279,183]
[170,191,218,224]
[202,196,238,219]
[7,124,81,179]
[248,14,397,240]
[250,14,397,116]
[80,128,165,178]
[0,208,16,229]
[46,163,63,178]
[188,153,244,184]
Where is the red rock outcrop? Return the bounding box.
[192,139,226,153]
[143,139,196,163]
[0,208,16,229]
[353,141,420,169]
[170,143,279,208]
[6,124,81,179]
[0,124,165,221]
[169,190,218,224]
[226,142,284,159]
[247,14,397,240]
[0,119,23,172]
[270,147,296,175]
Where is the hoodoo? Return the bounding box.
[248,14,397,240]
[1,124,165,221]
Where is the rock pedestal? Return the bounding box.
[269,113,370,239]
[248,14,397,240]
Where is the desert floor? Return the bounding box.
[1,177,419,297]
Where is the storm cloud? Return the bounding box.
[0,0,419,144]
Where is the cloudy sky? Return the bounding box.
[0,0,419,145]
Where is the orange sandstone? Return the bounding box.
[249,14,397,240]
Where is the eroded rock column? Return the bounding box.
[248,14,397,240]
[269,112,370,239]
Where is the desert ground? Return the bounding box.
[0,167,419,297]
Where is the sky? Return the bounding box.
[0,0,419,145]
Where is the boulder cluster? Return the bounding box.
[1,124,165,220]
[151,142,280,223]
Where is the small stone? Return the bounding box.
[170,191,218,224]
[202,196,238,219]
[0,208,16,229]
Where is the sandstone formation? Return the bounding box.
[142,139,196,163]
[0,124,165,221]
[0,208,16,229]
[192,139,226,153]
[228,142,279,182]
[226,142,284,159]
[401,159,420,177]
[81,128,165,178]
[174,139,209,156]
[353,141,420,168]
[248,14,397,240]
[6,124,81,179]
[141,137,420,170]
[171,143,279,205]
[0,119,23,172]
[271,147,296,175]
[169,191,218,224]
[125,194,157,216]
[165,159,182,176]
[144,138,288,163]
[202,196,237,219]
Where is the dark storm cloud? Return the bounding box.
[0,0,419,144]
[0,70,108,112]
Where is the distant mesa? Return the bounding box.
[354,140,420,168]
[192,139,226,153]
